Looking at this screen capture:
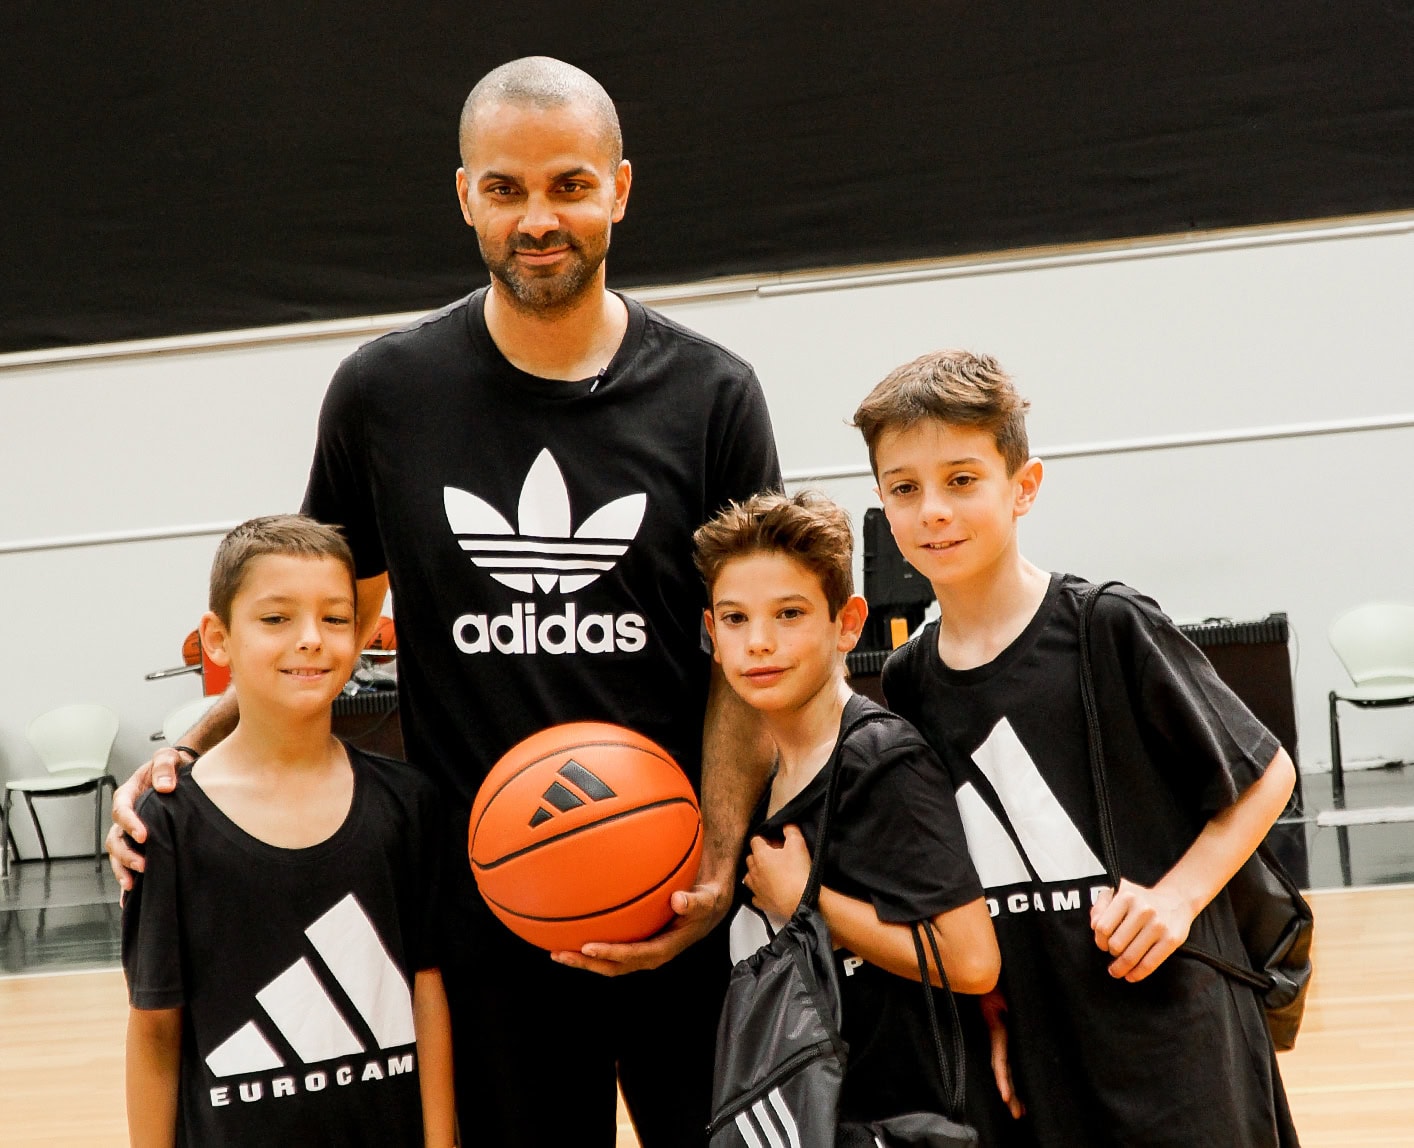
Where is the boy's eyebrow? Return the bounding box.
[249,593,355,606]
[713,593,814,609]
[880,456,985,478]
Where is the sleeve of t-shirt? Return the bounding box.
[1106,592,1282,815]
[832,735,984,924]
[120,792,185,1010]
[301,350,387,579]
[705,369,782,514]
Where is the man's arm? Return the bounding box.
[1091,746,1297,982]
[553,662,774,975]
[412,969,456,1148]
[107,573,390,888]
[126,1006,182,1148]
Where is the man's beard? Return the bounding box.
[480,226,610,315]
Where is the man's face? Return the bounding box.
[456,100,631,314]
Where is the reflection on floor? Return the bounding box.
[1,763,1411,978]
[1,859,120,977]
[1302,761,1414,888]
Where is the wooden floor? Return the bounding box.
[2,887,1410,1146]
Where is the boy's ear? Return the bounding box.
[1012,457,1044,518]
[702,608,721,663]
[199,611,232,668]
[836,595,869,654]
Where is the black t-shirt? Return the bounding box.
[883,574,1297,1148]
[121,747,443,1147]
[726,696,983,1124]
[302,289,781,808]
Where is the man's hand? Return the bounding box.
[742,825,810,920]
[107,747,187,891]
[979,989,1024,1119]
[550,879,732,977]
[1090,878,1194,982]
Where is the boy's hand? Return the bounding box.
[1090,878,1194,982]
[979,989,1024,1119]
[742,825,811,920]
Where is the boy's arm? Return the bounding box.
[1092,746,1297,983]
[413,969,456,1148]
[126,1007,182,1148]
[746,825,1000,994]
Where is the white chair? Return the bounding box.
[2,704,120,876]
[156,694,220,747]
[1328,603,1414,807]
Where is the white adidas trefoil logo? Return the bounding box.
[201,893,418,1108]
[444,448,647,595]
[954,717,1112,919]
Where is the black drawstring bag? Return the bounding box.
[1077,582,1314,1052]
[708,699,979,1147]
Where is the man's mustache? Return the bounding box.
[509,233,577,253]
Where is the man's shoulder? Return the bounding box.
[629,296,759,381]
[838,697,934,771]
[335,294,479,382]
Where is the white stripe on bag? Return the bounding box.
[733,1111,765,1148]
[751,1099,788,1148]
[766,1088,802,1148]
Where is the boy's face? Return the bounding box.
[703,552,866,716]
[200,554,359,718]
[874,419,1042,594]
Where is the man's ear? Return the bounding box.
[702,608,721,663]
[612,159,632,222]
[837,594,869,654]
[455,168,475,228]
[1013,457,1044,518]
[199,611,232,668]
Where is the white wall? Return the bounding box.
[2,217,1411,858]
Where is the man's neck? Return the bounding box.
[484,275,628,381]
[931,550,1052,672]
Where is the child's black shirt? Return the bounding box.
[121,745,442,1147]
[726,696,984,1125]
[883,573,1298,1147]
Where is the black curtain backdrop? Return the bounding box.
[3,2,1411,352]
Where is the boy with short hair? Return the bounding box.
[856,350,1300,1146]
[694,490,1005,1130]
[123,515,454,1147]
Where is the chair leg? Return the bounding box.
[94,782,104,872]
[21,792,49,862]
[1328,692,1346,809]
[1,789,12,877]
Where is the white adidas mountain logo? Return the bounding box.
[955,718,1110,919]
[444,448,647,595]
[201,894,416,1107]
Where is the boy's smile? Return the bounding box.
[704,552,865,717]
[201,554,360,717]
[874,420,1041,593]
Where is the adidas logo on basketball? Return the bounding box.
[529,759,617,828]
[444,449,648,656]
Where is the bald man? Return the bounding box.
[110,57,780,1147]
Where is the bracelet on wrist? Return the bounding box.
[171,744,202,764]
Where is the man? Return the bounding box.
[110,56,780,1147]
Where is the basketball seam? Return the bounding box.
[471,796,697,871]
[468,737,680,849]
[480,820,702,923]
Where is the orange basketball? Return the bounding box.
[367,615,397,651]
[181,629,201,666]
[468,722,702,951]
